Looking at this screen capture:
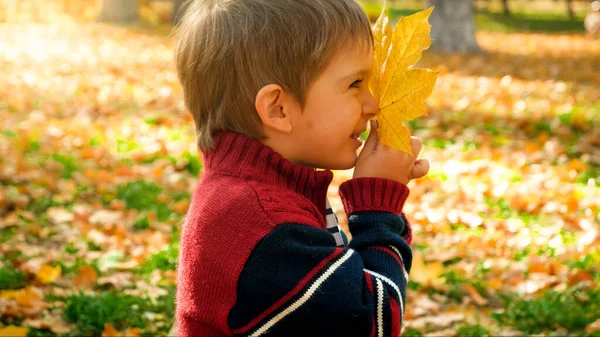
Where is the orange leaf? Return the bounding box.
[73,266,98,288]
[36,264,61,284]
[124,327,142,337]
[567,158,586,172]
[102,324,120,337]
[569,270,594,286]
[529,262,548,274]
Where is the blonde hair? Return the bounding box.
[175,0,373,152]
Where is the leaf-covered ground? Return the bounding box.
[1,14,599,337]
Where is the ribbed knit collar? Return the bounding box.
[202,132,334,216]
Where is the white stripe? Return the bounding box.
[389,245,409,282]
[332,232,344,247]
[365,269,404,328]
[251,250,355,336]
[376,278,384,337]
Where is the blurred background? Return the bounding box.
[0,0,599,336]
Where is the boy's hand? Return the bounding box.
[353,119,429,185]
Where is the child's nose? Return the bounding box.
[362,90,378,119]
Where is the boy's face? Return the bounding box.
[288,42,378,170]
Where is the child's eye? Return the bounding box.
[350,79,363,88]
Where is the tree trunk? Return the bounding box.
[426,0,483,54]
[566,0,575,20]
[99,0,138,23]
[502,0,510,16]
[172,0,190,25]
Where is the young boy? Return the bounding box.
[174,0,429,336]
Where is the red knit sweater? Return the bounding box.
[176,132,413,337]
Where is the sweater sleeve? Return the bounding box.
[227,178,412,337]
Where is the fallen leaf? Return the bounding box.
[370,7,438,154]
[410,252,445,288]
[73,265,98,288]
[102,323,120,337]
[46,207,74,225]
[462,283,488,306]
[569,270,594,286]
[36,264,61,284]
[98,272,133,289]
[0,326,27,337]
[124,327,142,337]
[586,318,600,333]
[22,316,73,335]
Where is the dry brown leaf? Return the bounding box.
[22,316,73,335]
[46,207,74,225]
[586,318,600,333]
[462,283,488,306]
[97,272,133,289]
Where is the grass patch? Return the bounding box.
[64,292,148,336]
[442,269,488,302]
[51,153,79,179]
[1,227,16,243]
[475,10,585,33]
[455,323,490,337]
[136,238,179,275]
[492,288,600,334]
[359,3,585,33]
[403,328,424,337]
[28,196,58,215]
[577,166,600,187]
[115,180,174,221]
[182,151,202,177]
[116,180,161,211]
[27,329,57,337]
[1,129,18,138]
[132,214,151,230]
[0,260,27,290]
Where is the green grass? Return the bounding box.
[455,323,491,337]
[0,260,27,290]
[359,3,585,33]
[403,328,424,337]
[51,153,80,179]
[136,237,180,275]
[492,288,600,334]
[64,292,148,336]
[114,180,171,221]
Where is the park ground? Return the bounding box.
[0,1,599,336]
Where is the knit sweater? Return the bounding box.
[176,132,413,337]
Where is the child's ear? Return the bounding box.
[255,84,293,134]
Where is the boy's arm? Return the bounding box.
[228,177,411,337]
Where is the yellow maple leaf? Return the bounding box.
[370,7,439,155]
[36,264,61,284]
[409,252,445,288]
[0,326,28,337]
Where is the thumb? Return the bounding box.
[362,119,379,154]
[411,158,430,179]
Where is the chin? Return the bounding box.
[323,155,357,170]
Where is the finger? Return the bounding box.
[410,136,423,158]
[362,119,379,154]
[411,158,430,179]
